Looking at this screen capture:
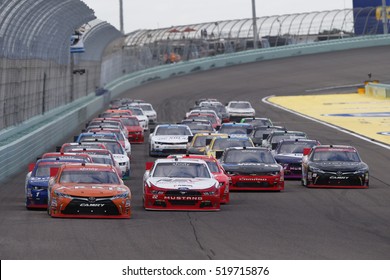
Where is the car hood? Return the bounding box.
[152,135,189,142]
[310,161,368,171]
[222,163,280,173]
[54,184,128,196]
[148,178,217,190]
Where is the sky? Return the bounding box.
[81,0,354,34]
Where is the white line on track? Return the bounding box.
[262,95,390,150]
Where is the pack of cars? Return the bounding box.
[24,96,370,218]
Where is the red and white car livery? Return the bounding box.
[168,154,230,204]
[143,158,220,211]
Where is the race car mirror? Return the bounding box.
[303,147,311,156]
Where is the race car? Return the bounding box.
[80,138,130,178]
[250,125,286,146]
[225,101,255,122]
[273,138,320,179]
[149,124,192,156]
[219,147,284,191]
[25,158,85,209]
[180,118,215,134]
[119,106,149,131]
[240,117,273,127]
[168,154,230,204]
[129,102,157,124]
[217,122,253,136]
[109,115,144,143]
[205,135,254,159]
[262,130,307,150]
[143,157,220,211]
[301,145,369,188]
[47,163,131,218]
[187,132,227,155]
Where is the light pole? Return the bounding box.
[382,0,388,34]
[119,0,124,34]
[251,0,258,49]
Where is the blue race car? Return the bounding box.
[25,158,86,209]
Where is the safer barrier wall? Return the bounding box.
[1,35,390,183]
[365,82,390,98]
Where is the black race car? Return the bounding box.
[301,145,369,188]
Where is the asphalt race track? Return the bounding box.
[1,46,389,260]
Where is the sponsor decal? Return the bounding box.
[322,112,390,117]
[165,196,202,200]
[240,178,267,181]
[80,203,105,207]
[329,176,349,180]
[377,131,390,136]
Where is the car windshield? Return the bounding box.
[79,134,117,142]
[224,150,275,164]
[155,126,191,135]
[103,142,125,154]
[128,108,143,115]
[278,142,317,154]
[219,126,249,135]
[34,164,61,177]
[244,119,272,126]
[271,134,306,144]
[205,161,219,173]
[152,162,211,178]
[188,114,217,124]
[89,155,114,165]
[59,170,120,184]
[212,138,252,150]
[188,124,213,132]
[312,149,361,162]
[230,102,251,109]
[121,118,139,126]
[193,135,214,147]
[139,104,153,111]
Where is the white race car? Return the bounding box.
[225,100,255,121]
[149,124,192,156]
[130,102,157,124]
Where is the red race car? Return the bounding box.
[48,163,131,218]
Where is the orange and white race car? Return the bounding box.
[48,163,131,218]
